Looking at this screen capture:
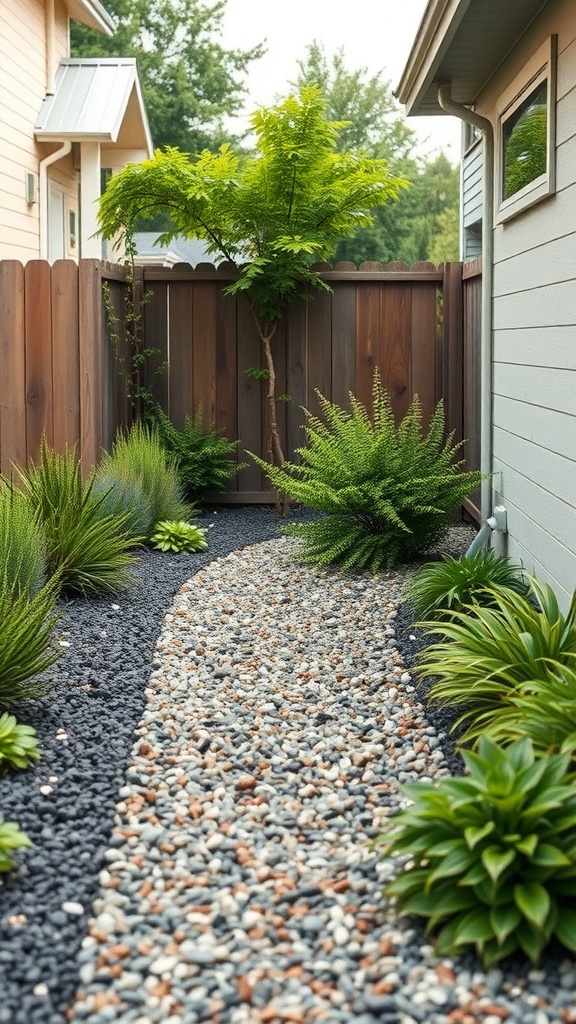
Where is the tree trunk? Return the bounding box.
[251,311,290,516]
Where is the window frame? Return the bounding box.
[495,35,557,224]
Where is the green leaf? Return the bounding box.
[426,845,476,888]
[464,822,496,849]
[453,908,495,946]
[489,903,522,946]
[514,834,539,857]
[482,845,516,883]
[531,843,572,868]
[514,882,551,929]
[554,907,576,953]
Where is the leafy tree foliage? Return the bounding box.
[97,87,405,491]
[70,0,265,154]
[295,44,460,265]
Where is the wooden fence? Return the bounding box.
[0,257,481,510]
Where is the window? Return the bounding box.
[496,36,557,222]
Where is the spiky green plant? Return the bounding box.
[98,422,195,536]
[19,438,138,595]
[152,406,245,500]
[468,663,576,760]
[417,578,576,743]
[405,549,531,622]
[0,817,33,872]
[92,468,155,541]
[0,482,48,599]
[151,520,209,553]
[375,736,576,967]
[0,571,62,702]
[0,712,41,770]
[251,369,483,571]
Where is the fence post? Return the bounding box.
[442,261,464,447]
[78,259,103,470]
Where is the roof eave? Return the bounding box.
[66,0,115,36]
[395,0,473,112]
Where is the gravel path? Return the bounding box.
[2,509,575,1024]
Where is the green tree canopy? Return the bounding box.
[294,43,460,265]
[98,86,405,482]
[70,0,265,153]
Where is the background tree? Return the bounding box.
[70,0,265,154]
[295,43,460,265]
[97,87,405,504]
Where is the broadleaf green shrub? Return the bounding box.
[98,422,195,534]
[251,369,483,571]
[416,577,576,743]
[375,736,576,966]
[151,520,208,553]
[20,438,137,595]
[0,817,33,872]
[153,407,245,500]
[0,712,41,770]
[0,482,48,599]
[405,548,531,623]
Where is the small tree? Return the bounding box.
[98,86,405,504]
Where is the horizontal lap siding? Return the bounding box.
[478,0,576,606]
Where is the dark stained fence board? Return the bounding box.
[306,289,332,417]
[380,282,412,423]
[51,260,80,452]
[215,290,240,488]
[78,260,103,470]
[410,280,440,430]
[355,282,380,412]
[0,261,26,474]
[442,261,464,449]
[331,281,356,409]
[167,282,194,428]
[236,295,263,492]
[24,260,53,461]
[192,282,217,425]
[286,299,307,464]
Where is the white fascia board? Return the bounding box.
[67,0,115,35]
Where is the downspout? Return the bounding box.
[39,141,72,260]
[437,83,495,529]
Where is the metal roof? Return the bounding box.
[35,59,153,154]
[396,0,550,115]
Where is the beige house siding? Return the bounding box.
[473,0,576,606]
[0,0,77,260]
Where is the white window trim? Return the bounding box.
[495,35,557,224]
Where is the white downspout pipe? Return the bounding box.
[39,141,72,260]
[437,84,495,527]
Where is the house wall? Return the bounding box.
[0,0,77,261]
[474,0,576,606]
[461,137,483,259]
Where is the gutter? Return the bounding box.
[39,141,72,261]
[437,83,494,526]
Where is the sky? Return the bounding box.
[220,0,461,163]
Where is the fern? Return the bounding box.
[251,368,484,571]
[152,407,244,500]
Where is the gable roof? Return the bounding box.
[395,0,550,115]
[35,58,153,155]
[133,234,228,268]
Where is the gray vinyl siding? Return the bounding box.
[462,139,483,226]
[477,0,576,607]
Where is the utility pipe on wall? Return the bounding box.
[39,141,72,261]
[436,84,495,527]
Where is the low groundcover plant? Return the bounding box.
[375,736,576,967]
[0,712,41,771]
[0,817,33,873]
[151,520,208,553]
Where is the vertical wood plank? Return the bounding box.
[215,290,239,490]
[192,282,217,424]
[410,280,439,429]
[52,260,80,452]
[355,282,379,411]
[306,289,332,415]
[143,277,169,415]
[0,261,26,473]
[236,295,262,493]
[78,259,103,470]
[167,282,193,427]
[380,282,411,422]
[286,299,307,462]
[25,260,53,461]
[331,281,356,409]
